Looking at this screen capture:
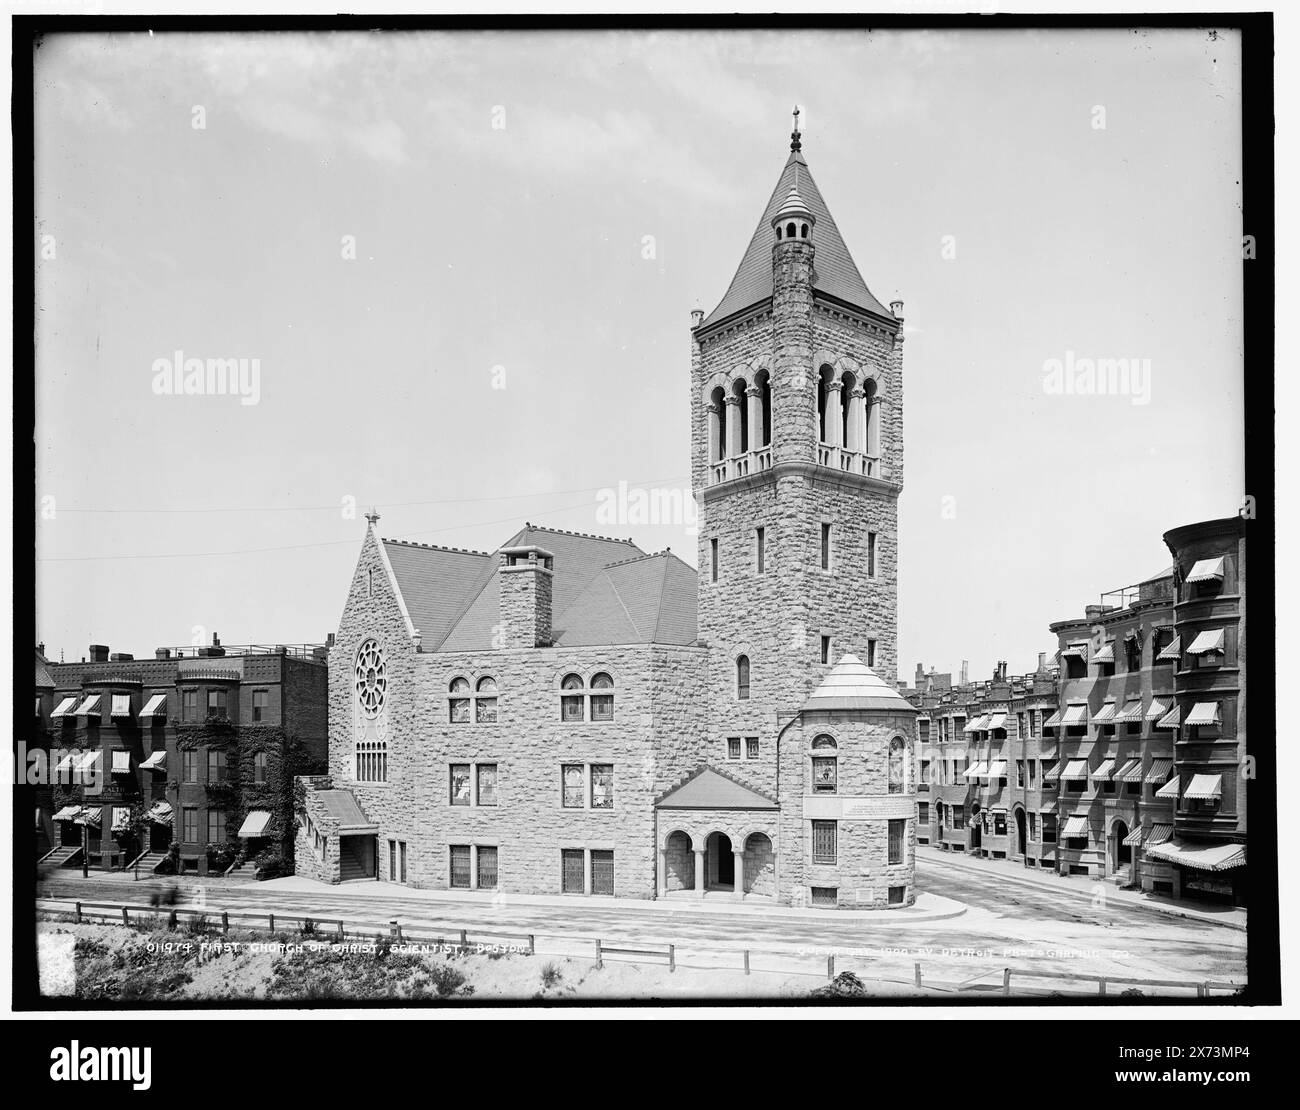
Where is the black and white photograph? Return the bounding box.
[8,1,1290,1064]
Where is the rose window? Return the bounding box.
[354,639,387,718]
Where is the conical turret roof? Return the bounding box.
[802,653,916,713]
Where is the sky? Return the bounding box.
[33,28,1245,682]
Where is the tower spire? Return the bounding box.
[790,104,802,153]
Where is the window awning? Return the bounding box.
[964,715,989,733]
[140,750,167,771]
[1061,815,1090,838]
[1092,701,1118,724]
[1061,704,1088,727]
[110,749,132,774]
[1043,761,1062,781]
[139,693,168,720]
[1145,758,1174,784]
[75,695,102,717]
[1043,710,1063,728]
[985,760,1008,779]
[1116,700,1145,723]
[1146,838,1244,872]
[1156,777,1181,799]
[53,752,75,775]
[147,801,173,825]
[1092,642,1115,664]
[1156,634,1182,663]
[237,809,273,838]
[1061,642,1089,659]
[1090,758,1117,781]
[74,751,101,774]
[110,695,132,719]
[1183,773,1223,801]
[75,807,102,827]
[51,696,77,719]
[1186,628,1225,655]
[963,762,988,780]
[111,808,132,833]
[1062,759,1089,779]
[1116,758,1145,783]
[52,805,82,822]
[1186,557,1225,583]
[1156,705,1181,729]
[985,712,1007,730]
[1122,825,1147,847]
[1186,702,1221,727]
[1145,698,1170,722]
[1147,823,1174,847]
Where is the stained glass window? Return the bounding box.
[477,763,498,806]
[590,764,614,809]
[590,672,614,721]
[562,765,584,808]
[450,764,471,805]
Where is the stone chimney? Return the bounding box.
[89,644,109,663]
[155,648,171,660]
[959,659,969,686]
[498,545,554,648]
[1037,651,1047,672]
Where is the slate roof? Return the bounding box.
[802,653,917,713]
[315,789,377,831]
[380,526,697,652]
[35,650,56,690]
[700,148,891,329]
[655,765,779,810]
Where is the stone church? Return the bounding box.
[296,120,919,908]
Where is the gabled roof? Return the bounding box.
[655,765,778,810]
[381,540,494,649]
[802,653,916,713]
[700,148,891,328]
[35,650,56,690]
[558,551,697,647]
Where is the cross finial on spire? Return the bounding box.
[365,507,380,526]
[790,104,802,152]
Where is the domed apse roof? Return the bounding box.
[802,654,917,713]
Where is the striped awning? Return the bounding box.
[111,808,132,833]
[1186,628,1225,655]
[964,715,989,733]
[985,712,1008,730]
[1156,705,1181,729]
[1061,815,1090,838]
[74,751,101,774]
[53,751,75,775]
[1146,838,1244,872]
[1092,642,1115,664]
[139,693,168,720]
[1043,760,1061,781]
[1186,557,1225,583]
[1061,704,1088,726]
[1062,759,1089,779]
[110,749,132,774]
[110,695,132,719]
[1156,777,1181,799]
[1145,698,1170,722]
[964,762,988,780]
[1116,700,1145,723]
[1147,823,1173,846]
[1122,825,1147,847]
[1186,702,1221,727]
[1144,758,1174,784]
[1090,758,1117,781]
[52,805,82,822]
[1092,701,1118,724]
[1183,773,1223,801]
[1116,758,1145,783]
[1157,636,1182,662]
[51,696,77,719]
[75,807,102,827]
[985,759,1008,779]
[140,750,166,771]
[75,695,102,717]
[1061,642,1089,658]
[147,801,173,825]
[237,809,273,838]
[1043,710,1063,728]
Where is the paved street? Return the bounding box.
[36,847,1247,995]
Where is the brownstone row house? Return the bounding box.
[34,636,328,877]
[297,122,922,908]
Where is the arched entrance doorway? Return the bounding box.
[1014,808,1027,858]
[742,833,775,897]
[706,832,734,891]
[664,831,694,892]
[1113,821,1131,871]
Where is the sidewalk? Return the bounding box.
[253,874,968,925]
[917,846,1248,932]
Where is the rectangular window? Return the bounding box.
[590,850,614,896]
[449,696,471,724]
[918,801,930,823]
[450,845,471,889]
[561,848,585,894]
[728,737,741,760]
[867,639,877,668]
[477,764,498,806]
[820,522,832,571]
[252,689,268,723]
[207,749,227,783]
[867,532,877,577]
[812,757,838,794]
[812,820,837,865]
[951,804,965,830]
[1029,710,1039,738]
[562,765,585,808]
[475,695,498,724]
[746,737,759,760]
[1028,761,1037,786]
[181,689,198,723]
[888,885,906,905]
[207,689,228,719]
[450,764,472,806]
[1042,816,1057,843]
[389,840,397,882]
[560,692,584,722]
[253,751,267,784]
[755,526,765,574]
[811,886,838,907]
[921,759,931,786]
[590,764,614,810]
[1016,760,1025,788]
[206,808,225,843]
[400,841,407,883]
[994,812,1008,836]
[182,749,198,784]
[888,819,905,864]
[590,690,614,721]
[1125,637,1142,672]
[182,806,198,843]
[820,635,831,664]
[1029,812,1038,839]
[710,538,719,583]
[477,846,498,890]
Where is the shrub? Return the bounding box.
[810,971,869,999]
[429,964,470,998]
[540,962,564,990]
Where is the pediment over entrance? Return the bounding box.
[654,765,778,810]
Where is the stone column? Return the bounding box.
[657,847,667,898]
[706,402,720,465]
[733,848,746,901]
[825,380,843,449]
[693,847,706,899]
[848,387,865,453]
[583,849,592,896]
[469,844,478,890]
[866,392,881,458]
[725,394,744,457]
[747,386,763,452]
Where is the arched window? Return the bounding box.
[888,735,907,794]
[817,366,834,443]
[475,676,498,723]
[786,221,796,238]
[865,379,880,457]
[755,369,772,447]
[801,222,809,238]
[448,677,471,723]
[561,673,585,722]
[710,386,727,462]
[840,371,856,450]
[736,655,750,700]
[811,735,837,794]
[590,672,615,721]
[776,225,783,240]
[732,379,749,454]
